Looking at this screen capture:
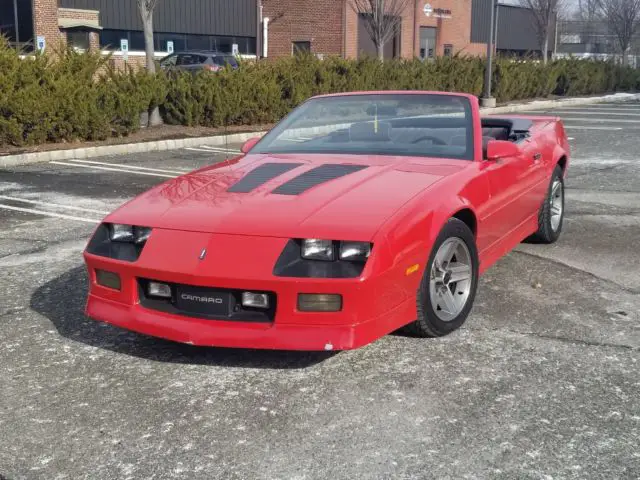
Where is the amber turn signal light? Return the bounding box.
[297,294,343,312]
[95,269,121,291]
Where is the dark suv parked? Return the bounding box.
[159,51,239,73]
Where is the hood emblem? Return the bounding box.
[199,248,207,260]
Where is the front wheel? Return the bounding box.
[406,218,479,338]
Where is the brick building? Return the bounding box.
[263,0,488,60]
[1,0,549,61]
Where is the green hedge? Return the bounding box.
[1,39,639,147]
[0,39,165,146]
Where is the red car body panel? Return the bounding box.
[83,92,570,350]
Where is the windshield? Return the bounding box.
[251,94,475,160]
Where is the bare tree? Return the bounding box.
[350,0,412,61]
[578,0,600,21]
[577,0,601,48]
[137,0,162,126]
[597,0,640,64]
[521,0,565,63]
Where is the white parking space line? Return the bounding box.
[196,145,242,153]
[564,126,623,130]
[552,110,640,116]
[68,159,189,175]
[0,203,100,223]
[559,117,639,123]
[185,147,219,153]
[50,161,177,178]
[0,195,109,215]
[579,103,640,108]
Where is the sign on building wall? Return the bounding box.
[232,43,239,55]
[423,3,452,18]
[167,41,174,54]
[36,36,46,52]
[120,38,129,61]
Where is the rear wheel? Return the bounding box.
[529,165,565,244]
[406,218,479,338]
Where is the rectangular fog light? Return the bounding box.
[95,269,121,291]
[242,292,270,309]
[148,281,172,298]
[297,294,342,312]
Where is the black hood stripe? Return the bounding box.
[272,164,368,196]
[227,163,303,193]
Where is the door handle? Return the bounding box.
[533,153,542,162]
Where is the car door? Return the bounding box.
[480,137,542,247]
[176,54,205,73]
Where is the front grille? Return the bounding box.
[138,279,276,323]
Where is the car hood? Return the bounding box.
[106,153,466,240]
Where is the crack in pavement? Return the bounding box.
[569,211,640,217]
[475,326,638,352]
[0,308,25,319]
[567,164,624,179]
[0,237,74,260]
[567,187,640,194]
[512,250,640,295]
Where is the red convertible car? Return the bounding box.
[84,91,569,351]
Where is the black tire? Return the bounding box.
[405,218,479,338]
[528,165,565,244]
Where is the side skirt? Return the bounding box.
[478,212,539,276]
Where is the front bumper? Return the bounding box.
[85,293,413,351]
[83,230,414,350]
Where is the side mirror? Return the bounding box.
[240,137,261,154]
[486,140,521,161]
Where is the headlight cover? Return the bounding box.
[109,224,152,245]
[301,239,335,261]
[273,239,374,278]
[86,223,153,262]
[339,241,371,262]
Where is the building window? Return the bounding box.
[67,30,90,50]
[186,34,210,50]
[129,30,145,50]
[155,33,186,52]
[214,36,233,53]
[443,44,453,57]
[100,29,256,55]
[100,29,122,50]
[420,27,437,60]
[293,41,311,55]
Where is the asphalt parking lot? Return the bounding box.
[1,101,639,480]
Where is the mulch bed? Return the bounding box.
[0,124,274,157]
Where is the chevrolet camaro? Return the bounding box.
[83,91,570,351]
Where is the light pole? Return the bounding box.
[481,0,497,108]
[13,0,20,44]
[256,0,263,59]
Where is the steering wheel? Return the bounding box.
[411,135,448,146]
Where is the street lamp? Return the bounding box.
[256,0,263,59]
[481,0,498,108]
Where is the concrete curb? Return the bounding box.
[0,131,267,169]
[480,92,640,115]
[1,92,639,169]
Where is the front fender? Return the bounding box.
[376,195,477,301]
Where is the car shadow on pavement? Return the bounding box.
[30,266,336,370]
